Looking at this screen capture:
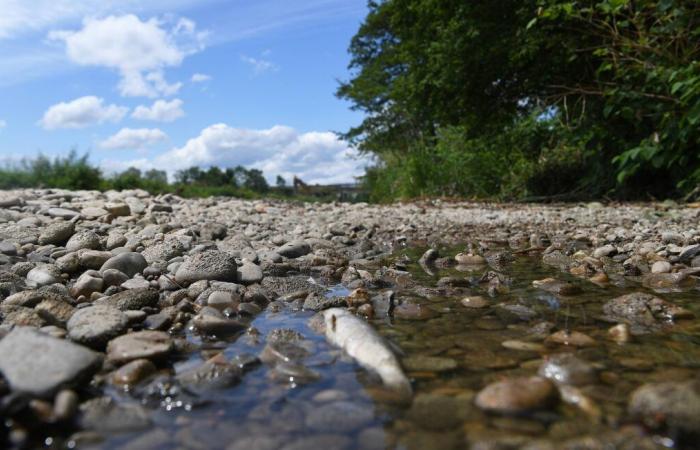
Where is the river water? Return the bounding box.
[75,246,700,449]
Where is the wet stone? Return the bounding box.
[176,358,241,392]
[302,293,346,311]
[461,296,489,308]
[111,359,157,386]
[475,376,558,414]
[403,355,458,372]
[80,396,151,433]
[545,330,596,347]
[394,302,438,320]
[628,379,700,434]
[268,361,320,385]
[106,330,174,364]
[532,278,582,295]
[305,400,374,432]
[406,393,466,431]
[281,435,352,450]
[602,292,694,334]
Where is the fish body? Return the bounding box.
[318,308,412,398]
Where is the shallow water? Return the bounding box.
[67,246,700,449]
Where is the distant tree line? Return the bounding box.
[339,0,700,201]
[0,150,288,198]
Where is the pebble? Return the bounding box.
[26,265,61,286]
[650,260,672,273]
[111,358,157,386]
[545,330,596,347]
[305,401,374,432]
[175,250,238,284]
[106,330,174,364]
[628,380,700,433]
[602,292,694,334]
[38,221,74,245]
[277,240,311,258]
[67,305,129,348]
[65,230,101,252]
[80,397,151,433]
[237,262,264,285]
[94,287,159,310]
[100,252,148,277]
[475,376,558,414]
[393,303,437,320]
[460,296,489,308]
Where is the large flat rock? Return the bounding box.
[0,327,102,397]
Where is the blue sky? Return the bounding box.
[0,0,370,184]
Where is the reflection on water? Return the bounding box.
[84,246,700,449]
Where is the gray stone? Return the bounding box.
[237,262,263,285]
[79,250,112,269]
[55,252,80,273]
[38,221,75,245]
[65,230,101,252]
[142,239,186,263]
[70,272,103,298]
[104,202,130,216]
[68,305,129,348]
[593,244,616,258]
[602,292,694,334]
[47,207,80,219]
[106,330,174,364]
[80,397,151,432]
[175,250,238,284]
[102,268,129,287]
[0,241,17,255]
[93,288,159,311]
[0,328,102,397]
[27,265,61,287]
[628,380,700,433]
[650,260,672,273]
[35,296,76,326]
[305,401,374,432]
[100,252,147,277]
[277,240,311,258]
[302,293,346,311]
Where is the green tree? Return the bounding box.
[339,0,700,200]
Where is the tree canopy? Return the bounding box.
[338,0,700,200]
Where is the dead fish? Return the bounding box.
[642,267,700,289]
[312,308,412,398]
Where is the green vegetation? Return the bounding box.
[339,0,700,201]
[0,151,280,198]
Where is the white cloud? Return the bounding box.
[240,55,278,75]
[154,124,369,184]
[100,128,168,150]
[0,119,6,129]
[132,99,184,122]
[40,96,128,129]
[191,73,211,83]
[49,14,206,97]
